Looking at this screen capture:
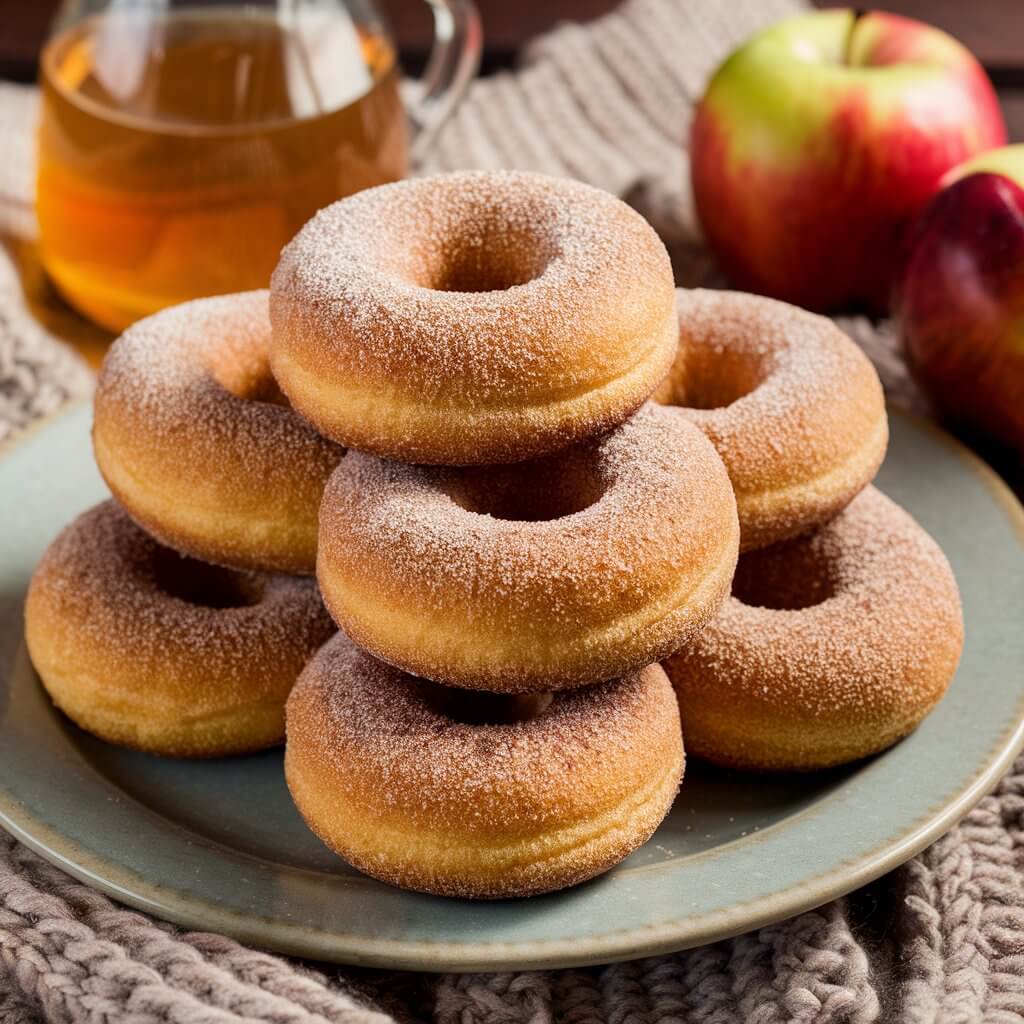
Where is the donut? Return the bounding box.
[285,632,683,898]
[25,501,335,757]
[656,289,888,551]
[664,487,963,771]
[317,403,739,692]
[93,290,344,575]
[270,170,678,464]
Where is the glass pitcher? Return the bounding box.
[36,0,480,332]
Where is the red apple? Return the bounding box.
[896,147,1024,452]
[691,9,1006,314]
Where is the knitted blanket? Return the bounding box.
[2,1,1023,1021]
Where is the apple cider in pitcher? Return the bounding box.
[37,7,408,332]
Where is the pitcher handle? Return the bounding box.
[407,0,482,161]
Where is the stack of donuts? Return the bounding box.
[25,170,963,900]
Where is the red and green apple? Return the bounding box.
[691,9,1006,313]
[897,146,1024,452]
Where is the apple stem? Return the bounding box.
[843,9,868,66]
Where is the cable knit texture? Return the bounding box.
[0,0,1020,1020]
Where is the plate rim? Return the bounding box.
[1,404,1023,972]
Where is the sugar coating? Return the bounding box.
[270,169,675,397]
[317,403,739,689]
[97,290,342,484]
[27,501,335,713]
[289,633,676,825]
[285,632,683,896]
[327,404,726,600]
[658,289,888,549]
[665,486,964,770]
[93,290,344,573]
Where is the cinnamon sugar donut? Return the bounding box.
[317,404,739,693]
[285,632,683,898]
[93,291,344,575]
[664,487,963,771]
[656,289,888,551]
[25,502,335,757]
[270,170,677,464]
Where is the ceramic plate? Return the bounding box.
[1,404,1023,972]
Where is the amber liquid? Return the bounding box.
[37,8,408,332]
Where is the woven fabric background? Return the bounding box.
[1,1,1023,1021]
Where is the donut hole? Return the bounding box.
[448,450,606,522]
[658,347,764,411]
[152,551,265,609]
[397,204,558,293]
[426,243,550,293]
[731,545,837,611]
[419,681,554,725]
[241,373,291,407]
[216,366,291,408]
[208,344,291,408]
